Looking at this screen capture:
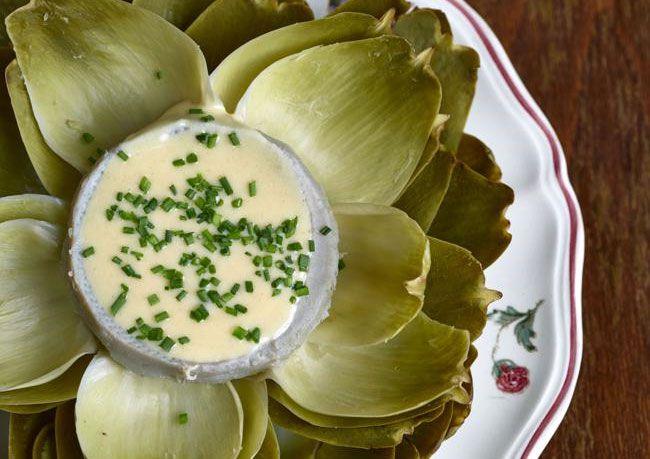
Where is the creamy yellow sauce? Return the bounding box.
[79,112,312,362]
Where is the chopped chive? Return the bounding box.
[147,294,160,306]
[121,246,129,254]
[151,265,165,274]
[81,246,95,258]
[287,242,302,251]
[121,264,141,279]
[111,256,123,265]
[159,337,175,352]
[308,240,315,252]
[139,176,151,193]
[117,150,129,161]
[122,227,135,234]
[228,132,240,146]
[189,108,204,114]
[81,132,94,143]
[206,133,218,148]
[110,291,127,316]
[245,281,254,293]
[178,412,189,424]
[338,259,346,271]
[247,327,261,343]
[172,158,185,167]
[230,283,240,295]
[190,305,209,322]
[186,152,198,163]
[298,254,310,272]
[200,115,215,122]
[231,198,243,208]
[219,177,233,195]
[232,326,247,340]
[178,336,190,345]
[319,226,332,235]
[175,290,187,301]
[126,326,137,334]
[147,327,164,341]
[154,311,170,322]
[295,286,310,297]
[248,181,257,197]
[169,184,178,195]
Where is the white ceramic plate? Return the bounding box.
[0,1,584,458]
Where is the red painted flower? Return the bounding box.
[492,360,530,393]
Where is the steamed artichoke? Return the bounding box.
[0,0,513,457]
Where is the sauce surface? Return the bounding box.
[79,112,313,362]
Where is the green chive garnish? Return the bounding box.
[117,150,129,161]
[178,336,190,345]
[189,108,203,114]
[186,152,198,163]
[287,242,302,251]
[232,326,247,340]
[248,181,257,197]
[338,259,346,271]
[231,198,243,208]
[159,337,175,351]
[178,412,189,424]
[81,132,94,144]
[228,132,240,146]
[245,281,254,293]
[319,226,332,235]
[308,240,315,252]
[139,176,151,193]
[172,158,185,167]
[147,294,160,306]
[154,311,170,322]
[298,254,310,272]
[219,177,233,195]
[81,246,95,258]
[201,115,215,122]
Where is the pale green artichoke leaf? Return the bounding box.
[0,403,61,414]
[55,401,84,459]
[0,356,90,407]
[187,0,313,72]
[237,35,442,205]
[395,9,479,153]
[309,204,429,346]
[394,149,455,232]
[428,161,514,267]
[5,60,80,199]
[1,1,27,50]
[32,422,56,459]
[132,0,215,28]
[314,443,395,459]
[423,237,500,341]
[456,133,502,182]
[75,353,244,459]
[254,421,280,459]
[395,440,420,459]
[211,12,390,113]
[445,401,471,440]
[275,426,319,459]
[6,0,210,173]
[0,219,96,391]
[234,378,269,459]
[403,119,445,190]
[271,313,469,418]
[329,0,409,19]
[8,410,55,459]
[407,402,453,458]
[269,398,442,449]
[0,194,67,226]
[0,61,43,197]
[268,381,467,429]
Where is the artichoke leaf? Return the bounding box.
[0,356,90,407]
[403,117,446,190]
[234,378,269,459]
[211,12,390,113]
[395,9,479,153]
[5,60,80,199]
[271,313,470,418]
[423,237,501,341]
[32,422,56,459]
[314,443,395,459]
[238,36,442,205]
[456,133,502,182]
[254,421,280,459]
[309,204,429,347]
[132,0,215,28]
[268,381,468,429]
[6,0,211,173]
[0,219,96,391]
[8,410,55,459]
[0,403,61,414]
[275,426,319,459]
[0,194,67,226]
[187,0,313,72]
[75,353,244,459]
[0,61,43,197]
[406,402,454,458]
[428,161,514,267]
[0,1,27,54]
[395,440,420,459]
[55,401,84,459]
[329,0,410,19]
[269,398,442,449]
[394,149,455,232]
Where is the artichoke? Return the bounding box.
[0,0,514,457]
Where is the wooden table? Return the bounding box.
[467,0,649,457]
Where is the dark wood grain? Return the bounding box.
[467,0,649,457]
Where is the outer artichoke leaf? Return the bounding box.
[32,422,56,459]
[456,133,502,182]
[0,194,67,226]
[394,149,455,232]
[395,9,479,153]
[309,204,429,347]
[0,61,43,197]
[234,378,269,459]
[403,118,445,190]
[269,398,442,449]
[0,219,96,391]
[55,401,84,459]
[211,12,389,113]
[406,402,453,458]
[5,60,80,198]
[423,237,500,341]
[8,410,55,459]
[275,426,319,459]
[428,162,514,267]
[75,353,244,459]
[6,0,210,172]
[271,313,470,418]
[314,443,395,459]
[187,0,313,72]
[395,440,420,459]
[329,0,409,19]
[238,36,441,205]
[0,1,27,50]
[254,421,280,459]
[0,356,91,407]
[132,0,215,28]
[0,403,61,414]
